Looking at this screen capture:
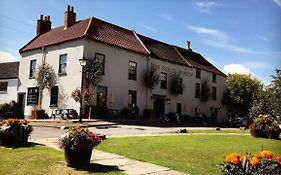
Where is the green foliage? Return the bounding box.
[0,101,21,119]
[169,74,184,95]
[143,64,159,90]
[83,59,104,86]
[250,69,281,117]
[35,63,57,91]
[200,79,210,102]
[223,74,262,117]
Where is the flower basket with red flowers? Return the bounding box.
[220,150,281,175]
[0,119,33,147]
[59,125,102,167]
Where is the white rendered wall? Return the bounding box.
[0,79,18,104]
[19,39,84,117]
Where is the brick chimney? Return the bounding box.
[186,40,192,51]
[36,14,52,35]
[64,5,76,29]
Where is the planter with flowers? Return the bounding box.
[249,114,280,139]
[220,150,281,175]
[0,119,33,147]
[59,125,102,167]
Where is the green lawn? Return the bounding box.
[0,144,124,175]
[98,135,281,175]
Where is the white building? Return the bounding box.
[18,5,227,121]
[0,62,19,105]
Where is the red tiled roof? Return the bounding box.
[85,17,149,55]
[20,17,149,55]
[175,46,226,76]
[20,18,90,52]
[137,34,189,66]
[0,61,19,79]
[20,16,225,76]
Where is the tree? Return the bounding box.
[200,79,210,102]
[143,64,160,90]
[250,69,281,117]
[83,59,104,87]
[35,63,57,109]
[169,74,184,95]
[222,74,262,117]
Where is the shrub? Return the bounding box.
[0,101,21,119]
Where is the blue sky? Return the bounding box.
[0,0,280,85]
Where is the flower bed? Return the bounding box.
[221,151,281,174]
[249,114,280,139]
[0,119,33,147]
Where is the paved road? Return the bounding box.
[30,124,219,139]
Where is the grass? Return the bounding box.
[0,144,124,175]
[187,129,249,134]
[98,135,281,175]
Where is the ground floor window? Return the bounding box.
[128,90,137,107]
[97,86,107,107]
[211,86,216,100]
[0,82,8,92]
[50,86,59,106]
[27,87,39,105]
[176,103,182,114]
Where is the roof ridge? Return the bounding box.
[132,30,150,55]
[173,46,192,67]
[83,17,93,37]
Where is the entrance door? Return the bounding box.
[154,95,165,117]
[96,86,107,108]
[176,103,182,114]
[18,93,25,116]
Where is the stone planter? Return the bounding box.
[64,147,93,167]
[250,128,267,138]
[31,109,46,119]
[265,129,280,140]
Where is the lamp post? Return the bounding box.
[79,57,87,123]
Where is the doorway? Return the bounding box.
[17,93,25,116]
[154,95,165,117]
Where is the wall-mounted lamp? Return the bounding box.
[166,98,171,104]
[219,107,222,112]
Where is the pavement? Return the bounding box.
[31,137,188,175]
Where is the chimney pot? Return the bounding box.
[36,14,52,35]
[40,14,43,20]
[71,6,74,11]
[64,5,76,29]
[67,5,71,11]
[186,40,191,50]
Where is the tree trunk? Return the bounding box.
[38,89,43,109]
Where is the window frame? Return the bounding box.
[195,83,200,98]
[27,87,39,106]
[212,73,216,83]
[95,53,105,75]
[195,69,201,79]
[58,54,67,75]
[29,59,36,79]
[50,86,59,106]
[160,72,168,89]
[128,61,137,80]
[211,86,217,100]
[0,82,8,93]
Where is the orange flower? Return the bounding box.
[239,155,246,162]
[260,151,273,159]
[226,153,241,164]
[276,156,281,165]
[250,157,259,166]
[254,152,262,159]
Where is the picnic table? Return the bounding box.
[51,108,78,120]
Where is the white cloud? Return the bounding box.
[160,13,173,21]
[0,51,19,63]
[142,25,158,33]
[256,35,270,42]
[195,1,223,13]
[224,64,252,75]
[187,25,281,55]
[272,0,281,8]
